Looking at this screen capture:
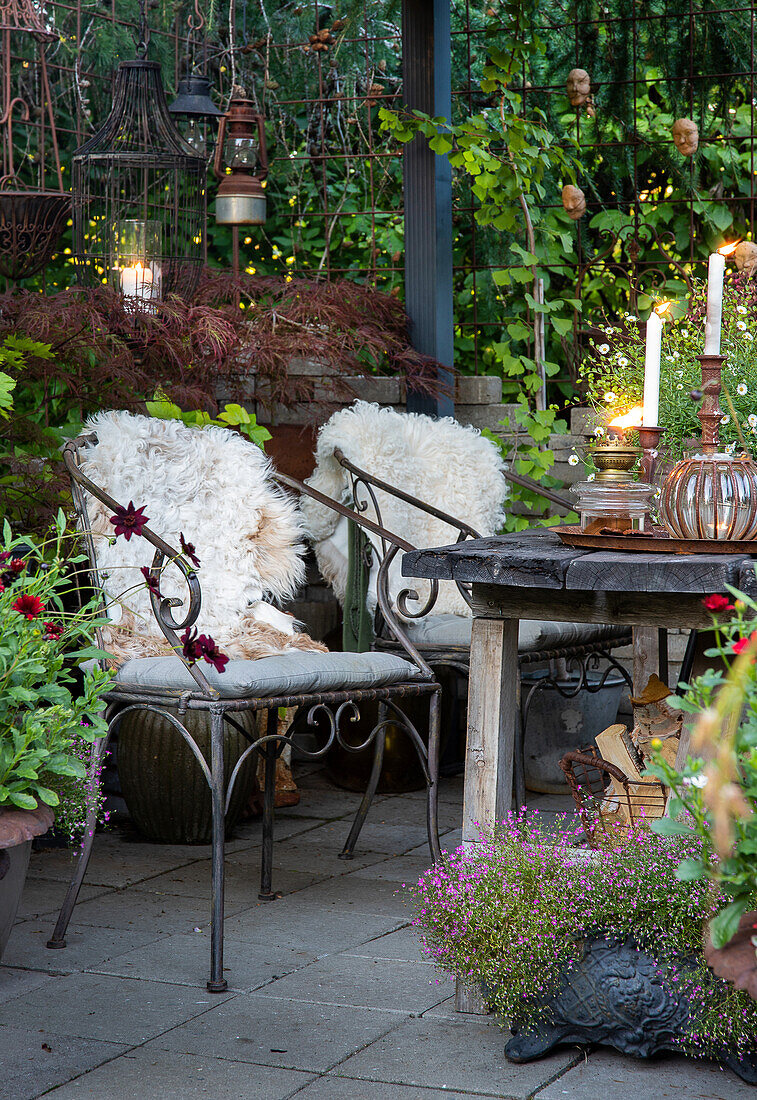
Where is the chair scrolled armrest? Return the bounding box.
[276,470,439,677]
[333,447,481,542]
[62,437,217,697]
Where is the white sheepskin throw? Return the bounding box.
[80,410,325,663]
[302,401,509,618]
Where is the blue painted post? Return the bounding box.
[402,0,454,418]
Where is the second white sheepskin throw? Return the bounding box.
[302,401,509,618]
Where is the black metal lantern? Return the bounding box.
[72,8,206,308]
[169,74,224,160]
[213,95,268,226]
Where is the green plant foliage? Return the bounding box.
[145,399,272,450]
[410,813,757,1059]
[579,272,757,462]
[0,518,112,821]
[648,588,757,946]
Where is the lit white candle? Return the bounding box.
[120,262,154,301]
[642,308,663,426]
[704,250,726,355]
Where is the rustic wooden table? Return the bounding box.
[403,527,757,1011]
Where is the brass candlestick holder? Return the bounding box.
[660,354,757,540]
[637,425,665,484]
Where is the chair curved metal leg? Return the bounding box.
[426,690,442,863]
[258,708,279,901]
[47,730,112,950]
[207,705,227,993]
[339,702,387,860]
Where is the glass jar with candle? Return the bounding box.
[660,453,757,541]
[571,479,655,534]
[115,219,162,309]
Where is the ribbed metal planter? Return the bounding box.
[117,708,258,844]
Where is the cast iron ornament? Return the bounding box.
[502,936,757,1084]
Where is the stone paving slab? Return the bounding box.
[15,878,108,922]
[2,920,162,974]
[42,1048,315,1099]
[0,964,60,1003]
[291,1076,505,1099]
[293,872,412,919]
[0,1024,127,1100]
[537,1049,755,1099]
[0,972,232,1045]
[255,953,448,1014]
[333,1015,580,1097]
[151,993,402,1073]
[26,837,209,889]
[222,896,407,954]
[91,932,316,992]
[126,858,322,907]
[67,883,249,936]
[341,925,432,965]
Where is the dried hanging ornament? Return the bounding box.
[671,118,699,157]
[562,184,586,220]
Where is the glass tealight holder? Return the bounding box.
[659,452,757,541]
[571,480,655,534]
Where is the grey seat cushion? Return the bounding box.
[404,614,624,653]
[115,649,423,699]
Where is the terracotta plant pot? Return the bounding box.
[0,805,54,961]
[116,707,258,844]
[705,911,757,1001]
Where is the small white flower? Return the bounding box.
[726,442,737,454]
[737,320,748,331]
[627,314,637,322]
[738,305,748,314]
[722,414,731,425]
[747,332,754,342]
[737,382,748,396]
[597,343,610,355]
[568,454,579,467]
[604,391,617,403]
[587,473,596,481]
[748,414,757,427]
[676,383,683,390]
[671,351,680,359]
[617,356,629,367]
[681,328,690,337]
[683,774,708,789]
[594,426,605,437]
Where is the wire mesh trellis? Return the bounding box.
[19,1,757,393]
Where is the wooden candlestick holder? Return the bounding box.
[637,425,664,483]
[697,353,724,455]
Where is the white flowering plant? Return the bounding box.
[579,272,757,461]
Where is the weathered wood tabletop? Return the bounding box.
[402,527,757,1013]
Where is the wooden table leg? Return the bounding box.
[632,626,663,694]
[455,616,519,1014]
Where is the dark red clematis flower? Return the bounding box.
[732,631,757,656]
[12,593,45,619]
[140,566,162,597]
[197,633,229,674]
[109,501,149,541]
[179,533,200,568]
[1,558,26,587]
[0,551,10,563]
[180,626,203,663]
[703,594,734,613]
[43,621,64,640]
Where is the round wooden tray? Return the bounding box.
[556,525,757,555]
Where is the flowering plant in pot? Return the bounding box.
[648,588,757,998]
[0,514,112,961]
[409,813,757,1081]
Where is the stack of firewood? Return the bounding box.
[596,675,683,826]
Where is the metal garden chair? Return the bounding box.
[330,447,634,808]
[46,431,442,993]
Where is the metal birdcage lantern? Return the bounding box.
[0,0,69,279]
[71,3,206,309]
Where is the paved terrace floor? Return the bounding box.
[0,767,752,1100]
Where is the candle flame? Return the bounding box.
[718,241,740,257]
[655,300,672,317]
[609,406,645,429]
